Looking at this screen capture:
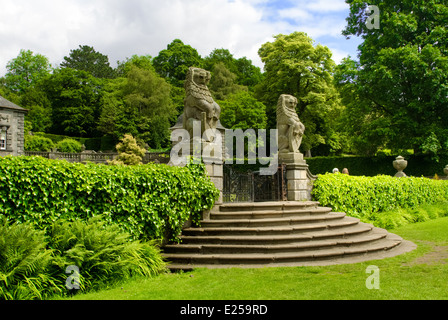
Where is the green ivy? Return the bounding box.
[312,173,448,226]
[0,156,219,242]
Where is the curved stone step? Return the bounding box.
[163,201,417,270]
[216,201,320,212]
[164,234,403,266]
[164,230,389,255]
[204,210,341,226]
[210,207,332,220]
[183,215,359,236]
[179,222,373,245]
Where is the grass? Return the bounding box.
[58,216,448,300]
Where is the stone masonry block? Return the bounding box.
[287,179,309,191]
[286,169,307,180]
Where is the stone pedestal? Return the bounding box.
[203,157,224,205]
[279,152,314,201]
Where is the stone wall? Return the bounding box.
[0,108,26,157]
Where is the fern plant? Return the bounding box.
[47,217,167,293]
[0,217,62,300]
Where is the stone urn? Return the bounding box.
[444,165,448,177]
[393,156,407,177]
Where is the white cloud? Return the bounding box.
[304,0,348,12]
[278,8,313,21]
[0,0,357,76]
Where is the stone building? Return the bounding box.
[0,95,27,156]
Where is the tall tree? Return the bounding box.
[98,66,176,149]
[341,0,448,157]
[5,49,52,93]
[209,62,247,100]
[257,32,343,155]
[61,45,116,79]
[116,55,153,76]
[218,91,267,130]
[333,57,389,155]
[204,48,263,90]
[233,56,263,90]
[152,39,203,87]
[41,68,103,137]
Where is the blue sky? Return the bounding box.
[0,0,363,76]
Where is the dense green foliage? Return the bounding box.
[208,62,247,100]
[0,156,219,241]
[98,65,176,149]
[60,45,116,79]
[306,154,448,177]
[152,39,204,87]
[2,2,448,157]
[204,48,263,91]
[218,91,267,130]
[256,31,343,155]
[48,217,167,292]
[56,138,83,153]
[39,68,103,137]
[339,0,448,157]
[108,134,146,165]
[4,49,52,93]
[0,218,59,300]
[0,216,167,300]
[24,135,55,152]
[312,173,448,228]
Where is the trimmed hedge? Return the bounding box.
[34,132,103,151]
[306,155,448,177]
[0,156,219,242]
[56,138,83,153]
[312,173,448,227]
[24,135,55,152]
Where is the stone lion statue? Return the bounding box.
[183,67,221,139]
[277,94,305,154]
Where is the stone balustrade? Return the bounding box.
[24,150,170,164]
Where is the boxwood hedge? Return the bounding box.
[0,156,219,242]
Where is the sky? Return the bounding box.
[0,0,363,76]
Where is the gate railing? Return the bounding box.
[223,164,287,203]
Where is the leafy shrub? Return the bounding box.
[0,216,168,300]
[24,135,55,152]
[34,132,102,151]
[56,138,83,153]
[0,218,61,300]
[312,173,448,228]
[48,217,167,293]
[0,156,218,242]
[108,134,146,165]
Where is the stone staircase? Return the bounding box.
[163,201,416,271]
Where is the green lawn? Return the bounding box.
[61,216,448,300]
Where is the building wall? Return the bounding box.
[0,108,26,157]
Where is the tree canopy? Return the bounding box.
[40,68,103,137]
[340,0,448,157]
[5,49,52,93]
[98,65,176,149]
[256,31,343,154]
[152,39,203,87]
[61,45,116,79]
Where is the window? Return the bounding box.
[0,129,6,150]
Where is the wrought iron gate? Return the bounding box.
[223,164,287,203]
